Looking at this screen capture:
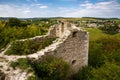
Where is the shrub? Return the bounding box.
[74,62,120,80]
[30,55,71,80]
[5,37,56,55]
[91,62,120,80]
[99,23,119,34]
[89,37,120,68]
[10,56,71,80]
[10,58,31,70]
[8,18,21,27]
[27,76,39,80]
[0,20,54,50]
[73,66,93,80]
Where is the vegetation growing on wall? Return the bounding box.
[0,18,57,50]
[1,18,120,80]
[5,37,56,55]
[29,55,71,80]
[10,55,71,80]
[10,58,31,70]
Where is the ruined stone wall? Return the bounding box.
[43,22,89,73]
[15,22,89,73]
[0,21,89,80]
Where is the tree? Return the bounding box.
[99,23,119,34]
[8,18,21,27]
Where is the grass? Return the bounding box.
[84,28,120,41]
[10,58,31,70]
[5,37,57,55]
[10,55,71,80]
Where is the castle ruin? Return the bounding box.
[0,21,89,80]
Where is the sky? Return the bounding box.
[0,0,120,18]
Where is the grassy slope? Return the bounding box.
[84,28,120,41]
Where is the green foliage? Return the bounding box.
[99,23,119,34]
[5,38,56,55]
[84,28,109,41]
[7,18,30,27]
[27,76,39,80]
[0,19,55,50]
[10,58,31,70]
[74,28,120,80]
[8,18,21,27]
[89,37,120,67]
[74,62,120,80]
[91,62,120,80]
[74,66,93,80]
[30,55,71,80]
[89,41,105,67]
[10,56,71,80]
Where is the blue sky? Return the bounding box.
[0,0,120,18]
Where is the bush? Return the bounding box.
[73,66,93,80]
[0,19,54,50]
[74,62,120,80]
[91,62,120,80]
[10,56,71,80]
[99,23,119,34]
[89,37,120,68]
[5,37,56,55]
[10,58,31,70]
[27,76,39,80]
[8,18,21,27]
[30,55,71,80]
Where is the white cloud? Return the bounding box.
[80,1,120,10]
[0,4,32,17]
[56,0,120,17]
[39,5,48,9]
[0,0,120,18]
[23,10,31,14]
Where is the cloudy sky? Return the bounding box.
[0,0,120,18]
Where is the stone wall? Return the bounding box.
[43,22,89,73]
[0,21,89,80]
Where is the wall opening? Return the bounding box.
[61,22,64,26]
[72,31,77,37]
[72,60,76,65]
[61,22,64,33]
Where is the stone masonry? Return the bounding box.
[0,21,89,80]
[45,21,89,73]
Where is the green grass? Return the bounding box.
[84,28,109,41]
[10,58,31,70]
[5,37,57,55]
[84,28,120,41]
[10,55,71,80]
